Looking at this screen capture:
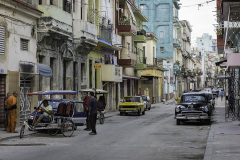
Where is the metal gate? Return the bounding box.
[225,69,240,121]
[20,77,31,122]
[0,75,6,127]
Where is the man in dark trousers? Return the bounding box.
[4,92,11,131]
[83,92,91,131]
[88,92,98,135]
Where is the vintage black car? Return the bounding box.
[174,92,212,125]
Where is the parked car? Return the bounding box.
[212,87,219,97]
[119,96,145,116]
[174,92,212,125]
[204,92,215,111]
[138,95,151,110]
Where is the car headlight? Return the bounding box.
[119,106,123,108]
[135,106,138,108]
[200,106,208,112]
[175,108,180,112]
[175,105,185,112]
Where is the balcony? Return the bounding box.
[112,33,122,51]
[37,5,72,37]
[133,30,147,43]
[136,56,147,70]
[101,65,123,82]
[118,17,137,36]
[73,20,98,46]
[98,27,112,46]
[173,38,181,48]
[118,58,137,67]
[173,64,181,72]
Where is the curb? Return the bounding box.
[203,122,214,160]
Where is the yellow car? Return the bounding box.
[119,96,145,116]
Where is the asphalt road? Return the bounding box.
[0,103,210,160]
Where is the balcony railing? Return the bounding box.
[118,17,137,36]
[137,29,146,36]
[98,27,112,44]
[173,38,181,48]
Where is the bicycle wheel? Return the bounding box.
[20,125,25,138]
[99,114,105,124]
[61,120,74,137]
[48,129,59,136]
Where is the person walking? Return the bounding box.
[174,94,181,104]
[4,92,11,131]
[5,91,18,133]
[83,92,91,131]
[220,90,224,101]
[88,92,98,135]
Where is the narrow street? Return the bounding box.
[0,103,210,160]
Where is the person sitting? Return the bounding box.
[98,96,106,110]
[33,100,52,127]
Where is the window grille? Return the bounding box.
[0,26,5,54]
[20,39,29,51]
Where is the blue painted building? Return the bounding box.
[136,0,180,100]
[136,0,180,59]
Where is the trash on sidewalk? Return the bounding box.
[199,126,210,130]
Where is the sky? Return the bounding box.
[179,0,217,46]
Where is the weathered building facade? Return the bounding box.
[0,0,42,127]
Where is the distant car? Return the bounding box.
[174,92,212,125]
[119,96,145,116]
[138,95,151,111]
[212,87,219,97]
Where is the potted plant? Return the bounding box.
[174,60,180,66]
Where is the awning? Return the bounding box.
[26,90,77,96]
[80,89,108,94]
[215,59,227,66]
[126,2,137,23]
[35,63,53,77]
[122,74,140,79]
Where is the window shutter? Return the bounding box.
[0,26,5,55]
[20,39,29,51]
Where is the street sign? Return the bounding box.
[94,63,101,69]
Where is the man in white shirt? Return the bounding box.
[34,100,52,126]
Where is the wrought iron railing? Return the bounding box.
[98,28,112,44]
[137,56,146,64]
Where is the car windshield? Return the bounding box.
[124,97,140,102]
[183,95,206,102]
[142,96,147,101]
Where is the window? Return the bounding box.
[0,26,5,54]
[39,0,42,5]
[127,43,130,56]
[160,31,164,38]
[50,0,53,5]
[20,38,29,51]
[75,103,84,113]
[160,47,164,52]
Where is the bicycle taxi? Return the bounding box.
[20,90,87,138]
[80,89,108,124]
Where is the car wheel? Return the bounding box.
[142,110,145,115]
[176,119,180,125]
[138,109,141,116]
[148,105,151,110]
[120,112,123,116]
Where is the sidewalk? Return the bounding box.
[204,97,240,160]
